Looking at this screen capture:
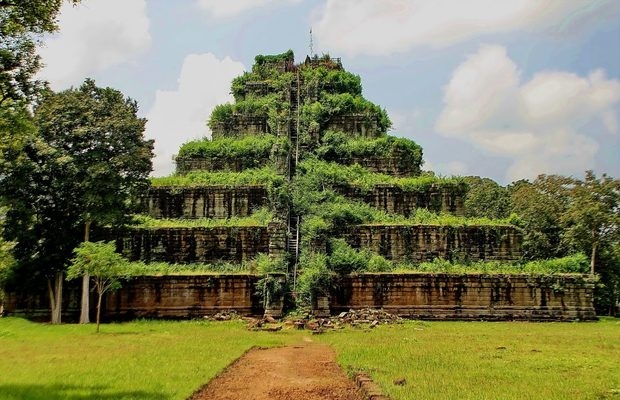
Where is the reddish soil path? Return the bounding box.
[190,343,363,400]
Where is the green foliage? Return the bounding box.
[300,65,362,96]
[463,176,512,219]
[207,103,234,128]
[0,0,80,104]
[327,239,371,275]
[295,158,464,195]
[130,207,275,228]
[403,253,590,274]
[510,176,570,260]
[253,50,294,69]
[176,134,283,161]
[300,93,391,134]
[0,207,15,306]
[128,253,285,275]
[131,261,250,275]
[67,241,134,331]
[316,131,423,173]
[150,168,288,213]
[207,94,289,135]
[560,171,620,273]
[253,254,288,309]
[67,241,132,283]
[151,166,282,187]
[296,251,335,304]
[34,79,154,228]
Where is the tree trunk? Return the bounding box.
[96,290,102,333]
[79,220,92,324]
[590,241,597,275]
[47,271,63,324]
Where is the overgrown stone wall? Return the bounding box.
[4,273,596,321]
[175,157,270,174]
[336,184,465,216]
[114,226,274,263]
[211,115,269,138]
[326,114,381,139]
[340,156,418,177]
[328,273,597,321]
[142,186,268,219]
[3,282,81,322]
[103,275,262,319]
[343,225,522,262]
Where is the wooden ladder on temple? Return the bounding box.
[288,69,301,290]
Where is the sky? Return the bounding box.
[37,0,620,184]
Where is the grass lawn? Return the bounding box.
[0,317,618,399]
[0,318,298,400]
[315,318,620,400]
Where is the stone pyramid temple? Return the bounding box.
[98,51,595,321]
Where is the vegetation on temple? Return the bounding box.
[1,44,618,319]
[165,50,617,313]
[176,134,285,161]
[130,208,274,228]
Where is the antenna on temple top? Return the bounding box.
[309,27,314,56]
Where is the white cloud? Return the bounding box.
[436,45,620,181]
[197,0,301,18]
[145,53,245,176]
[312,0,619,56]
[423,160,468,176]
[37,0,151,90]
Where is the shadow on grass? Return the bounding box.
[0,384,167,400]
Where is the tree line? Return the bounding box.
[463,174,619,314]
[0,1,617,325]
[0,0,153,325]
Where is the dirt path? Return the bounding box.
[190,342,363,400]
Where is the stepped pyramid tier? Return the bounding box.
[76,50,597,322]
[126,50,520,269]
[5,50,595,322]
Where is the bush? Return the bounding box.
[316,131,423,174]
[176,135,280,161]
[327,239,369,275]
[296,252,334,304]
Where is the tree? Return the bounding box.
[0,0,80,104]
[0,0,81,324]
[34,79,154,323]
[510,175,572,260]
[462,176,511,219]
[67,241,132,333]
[0,206,15,315]
[561,171,620,274]
[0,100,82,324]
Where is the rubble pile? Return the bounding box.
[202,310,241,321]
[275,308,403,333]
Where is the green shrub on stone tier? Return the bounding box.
[294,158,465,195]
[399,253,590,274]
[129,207,275,228]
[151,166,283,187]
[299,65,362,97]
[316,130,423,173]
[207,94,290,136]
[176,134,284,161]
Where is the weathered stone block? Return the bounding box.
[344,224,522,262]
[103,275,263,319]
[211,115,269,138]
[114,226,271,263]
[142,186,268,219]
[326,114,382,139]
[329,273,597,321]
[336,184,465,216]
